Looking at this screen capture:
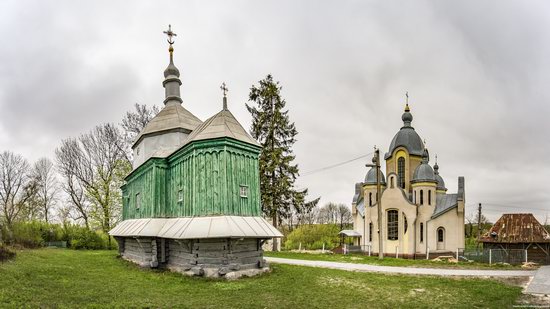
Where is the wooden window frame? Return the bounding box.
[397,157,406,189]
[387,209,399,241]
[240,185,249,198]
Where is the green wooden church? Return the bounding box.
[109,26,282,279]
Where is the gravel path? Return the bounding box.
[525,266,550,295]
[265,257,537,277]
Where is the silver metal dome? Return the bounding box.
[412,149,436,183]
[364,167,386,185]
[434,163,447,190]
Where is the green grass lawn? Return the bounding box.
[0,249,523,308]
[265,251,524,270]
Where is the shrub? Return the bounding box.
[0,245,16,262]
[68,227,108,250]
[284,224,341,250]
[1,221,113,250]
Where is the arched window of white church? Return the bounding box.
[437,227,445,242]
[397,157,405,189]
[428,190,431,205]
[369,193,372,206]
[414,191,416,203]
[420,223,424,242]
[369,222,373,242]
[420,190,424,205]
[387,209,398,240]
[403,212,408,234]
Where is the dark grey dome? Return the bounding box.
[434,163,447,190]
[412,149,436,183]
[384,105,425,159]
[412,163,435,182]
[364,167,386,185]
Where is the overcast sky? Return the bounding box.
[0,0,549,222]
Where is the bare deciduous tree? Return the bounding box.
[336,204,352,230]
[120,103,159,153]
[0,151,35,237]
[56,143,92,228]
[318,203,339,224]
[32,158,58,223]
[56,123,131,245]
[317,202,352,230]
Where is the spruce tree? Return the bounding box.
[246,75,307,250]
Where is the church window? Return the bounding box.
[369,193,372,206]
[420,223,424,242]
[403,213,408,234]
[390,177,394,188]
[420,190,424,205]
[397,157,405,189]
[135,193,141,210]
[240,185,248,198]
[428,190,432,205]
[437,227,445,242]
[387,210,399,240]
[369,222,373,242]
[414,191,416,203]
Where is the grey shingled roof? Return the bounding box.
[132,103,202,148]
[185,109,260,146]
[356,197,365,217]
[432,193,458,218]
[352,182,363,204]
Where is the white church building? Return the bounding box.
[350,104,465,258]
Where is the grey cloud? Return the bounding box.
[0,0,548,222]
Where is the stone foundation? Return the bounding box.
[115,237,269,279]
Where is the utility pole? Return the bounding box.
[477,203,482,249]
[366,148,383,259]
[375,149,383,260]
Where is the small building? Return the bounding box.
[480,213,550,265]
[109,27,282,278]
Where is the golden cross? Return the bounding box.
[163,24,177,45]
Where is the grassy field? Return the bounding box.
[0,249,524,308]
[265,251,525,270]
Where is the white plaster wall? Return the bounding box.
[133,131,189,168]
[351,173,465,256]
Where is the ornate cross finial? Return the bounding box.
[435,154,438,164]
[406,91,409,104]
[163,24,177,45]
[220,82,228,110]
[220,82,228,97]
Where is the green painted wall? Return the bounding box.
[122,138,261,220]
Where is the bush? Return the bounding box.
[284,224,341,250]
[1,221,113,250]
[65,225,110,250]
[0,245,16,262]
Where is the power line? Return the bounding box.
[482,203,550,212]
[301,152,375,177]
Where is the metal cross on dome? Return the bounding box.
[220,82,228,97]
[163,24,177,45]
